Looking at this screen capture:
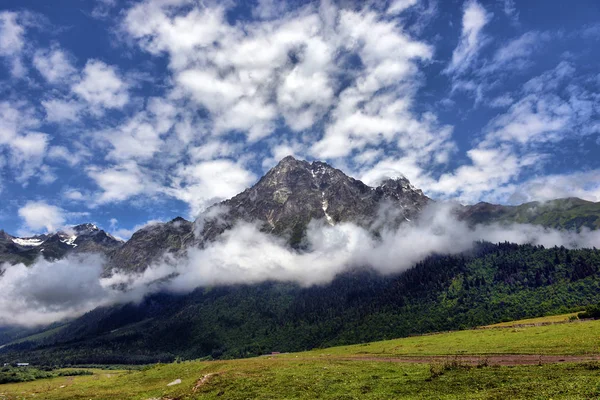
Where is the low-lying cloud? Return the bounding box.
[1,203,599,327]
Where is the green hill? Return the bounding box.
[462,198,600,230]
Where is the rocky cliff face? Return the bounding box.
[108,217,193,273]
[193,156,430,245]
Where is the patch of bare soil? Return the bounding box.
[193,373,218,392]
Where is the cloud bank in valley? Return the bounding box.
[2,204,599,327]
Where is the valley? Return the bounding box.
[1,315,599,399]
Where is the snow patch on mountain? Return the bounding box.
[12,238,44,247]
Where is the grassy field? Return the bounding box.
[482,312,579,328]
[304,318,600,358]
[1,316,600,399]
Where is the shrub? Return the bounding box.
[578,304,600,319]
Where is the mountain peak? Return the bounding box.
[72,223,100,235]
[191,156,430,246]
[278,154,299,163]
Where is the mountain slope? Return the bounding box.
[109,217,193,272]
[461,198,600,230]
[1,242,599,364]
[198,156,429,242]
[2,157,600,364]
[110,156,430,272]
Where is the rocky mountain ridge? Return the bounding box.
[2,156,600,271]
[0,223,123,265]
[109,156,431,272]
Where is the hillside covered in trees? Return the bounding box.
[1,241,599,365]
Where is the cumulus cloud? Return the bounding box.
[426,60,600,204]
[10,131,50,182]
[387,0,418,15]
[87,162,150,204]
[502,0,518,23]
[109,218,165,241]
[0,101,51,183]
[102,98,177,161]
[0,0,597,240]
[3,204,600,326]
[121,0,452,178]
[18,200,66,233]
[165,159,257,217]
[445,0,491,76]
[41,99,83,123]
[33,46,77,84]
[72,60,129,113]
[0,11,26,77]
[507,170,600,204]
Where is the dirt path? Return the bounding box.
[328,354,600,366]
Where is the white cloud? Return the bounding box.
[428,147,536,203]
[47,145,82,166]
[72,60,129,112]
[387,0,418,15]
[0,254,110,326]
[188,140,240,162]
[0,101,50,183]
[63,188,87,202]
[103,99,176,162]
[425,60,599,203]
[10,132,48,161]
[115,0,456,215]
[123,0,446,164]
[42,98,82,123]
[88,162,150,204]
[489,93,513,108]
[0,11,26,77]
[166,159,256,217]
[92,0,118,19]
[18,200,66,233]
[33,46,77,84]
[484,31,549,73]
[5,202,600,326]
[445,0,491,76]
[483,94,570,145]
[253,0,291,20]
[508,170,600,204]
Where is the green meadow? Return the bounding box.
[1,316,599,400]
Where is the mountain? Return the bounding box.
[1,242,599,365]
[0,224,123,265]
[196,156,429,243]
[4,157,599,271]
[1,156,600,365]
[109,217,193,273]
[109,156,430,272]
[460,197,600,230]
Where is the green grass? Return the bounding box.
[2,317,600,399]
[304,318,600,358]
[2,360,599,399]
[483,312,579,328]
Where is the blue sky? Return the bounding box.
[0,0,599,238]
